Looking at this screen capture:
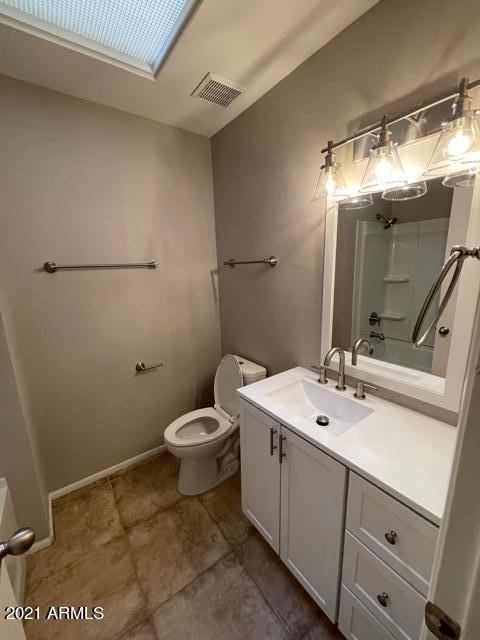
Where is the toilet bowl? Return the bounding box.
[164,354,266,495]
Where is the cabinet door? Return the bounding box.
[239,400,281,552]
[280,427,347,622]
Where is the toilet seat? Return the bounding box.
[164,354,266,495]
[164,355,244,449]
[164,407,234,447]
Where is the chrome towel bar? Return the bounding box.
[43,260,157,273]
[224,256,277,268]
[412,244,480,348]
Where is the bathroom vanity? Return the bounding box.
[238,367,456,640]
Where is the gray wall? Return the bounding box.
[0,76,221,492]
[212,0,480,376]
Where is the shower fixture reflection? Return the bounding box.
[376,214,397,229]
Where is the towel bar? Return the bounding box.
[43,260,157,273]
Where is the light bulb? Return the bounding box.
[374,157,394,182]
[325,172,338,194]
[445,131,473,158]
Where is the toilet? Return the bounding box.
[164,354,266,495]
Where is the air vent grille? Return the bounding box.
[191,73,243,108]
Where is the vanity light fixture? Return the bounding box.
[442,168,477,188]
[382,180,428,201]
[360,116,407,193]
[424,78,480,177]
[315,76,480,204]
[339,193,374,210]
[312,141,349,203]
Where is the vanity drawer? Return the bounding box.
[339,585,395,640]
[343,531,426,640]
[346,473,438,595]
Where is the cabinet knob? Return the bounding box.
[385,530,397,545]
[377,592,389,607]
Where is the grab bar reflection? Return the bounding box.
[412,245,480,348]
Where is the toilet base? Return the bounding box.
[178,457,218,495]
[177,454,239,496]
[218,458,239,483]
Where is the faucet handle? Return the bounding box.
[354,380,378,399]
[310,364,328,384]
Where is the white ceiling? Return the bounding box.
[0,0,379,137]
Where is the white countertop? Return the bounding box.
[238,367,457,525]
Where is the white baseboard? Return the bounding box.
[30,499,54,554]
[29,444,167,553]
[50,444,167,500]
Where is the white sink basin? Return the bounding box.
[266,379,373,435]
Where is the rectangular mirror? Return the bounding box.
[322,175,480,413]
[333,177,462,376]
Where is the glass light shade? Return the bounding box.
[339,194,374,210]
[442,169,477,188]
[382,181,428,201]
[360,142,407,193]
[312,163,349,203]
[424,114,480,177]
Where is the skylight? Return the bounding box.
[0,0,199,77]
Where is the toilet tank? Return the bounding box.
[236,356,267,386]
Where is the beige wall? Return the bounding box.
[0,76,221,492]
[212,0,480,377]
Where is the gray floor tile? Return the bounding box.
[118,617,157,640]
[302,620,344,639]
[27,480,123,588]
[237,531,324,639]
[24,454,336,640]
[126,497,230,610]
[199,472,253,546]
[152,553,290,640]
[111,453,183,529]
[24,537,146,640]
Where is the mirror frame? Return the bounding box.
[321,178,480,413]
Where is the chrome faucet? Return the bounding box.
[352,338,372,365]
[323,347,346,391]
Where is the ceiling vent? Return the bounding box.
[191,73,243,108]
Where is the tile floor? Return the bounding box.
[24,452,344,640]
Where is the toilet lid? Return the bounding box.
[214,355,244,419]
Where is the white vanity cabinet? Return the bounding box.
[239,401,281,551]
[239,397,440,637]
[338,474,438,640]
[239,399,347,622]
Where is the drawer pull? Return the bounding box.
[377,592,389,607]
[385,530,398,545]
